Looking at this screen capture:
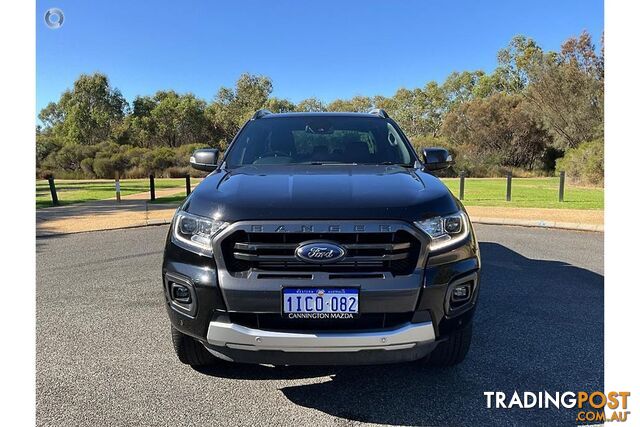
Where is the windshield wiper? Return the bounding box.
[297,161,413,166]
[301,161,353,165]
[377,161,414,167]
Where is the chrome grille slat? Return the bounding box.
[233,253,298,261]
[233,242,412,251]
[233,252,409,262]
[234,242,298,251]
[345,242,411,251]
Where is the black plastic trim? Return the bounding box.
[164,272,197,317]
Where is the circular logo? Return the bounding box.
[295,241,346,264]
[44,8,64,29]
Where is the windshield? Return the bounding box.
[224,116,416,168]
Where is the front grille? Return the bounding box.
[229,312,414,332]
[221,230,421,275]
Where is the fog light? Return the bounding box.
[444,216,462,233]
[171,283,191,303]
[452,283,471,302]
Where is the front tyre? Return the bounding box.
[171,326,218,366]
[427,322,472,366]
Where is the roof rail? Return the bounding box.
[368,108,389,119]
[252,109,273,120]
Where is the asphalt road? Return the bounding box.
[36,224,603,426]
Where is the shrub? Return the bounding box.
[92,157,117,178]
[111,152,131,173]
[80,158,95,177]
[538,146,564,173]
[36,136,63,166]
[123,166,150,179]
[49,144,98,172]
[556,138,604,186]
[144,147,178,173]
[164,166,190,178]
[121,146,149,168]
[38,169,55,180]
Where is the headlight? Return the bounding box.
[414,211,470,251]
[171,211,228,256]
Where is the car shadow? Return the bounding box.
[197,242,604,426]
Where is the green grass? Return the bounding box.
[440,177,603,210]
[37,177,603,210]
[36,178,196,208]
[149,177,603,209]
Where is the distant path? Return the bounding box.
[36,198,604,236]
[466,206,603,231]
[118,187,184,201]
[36,187,183,236]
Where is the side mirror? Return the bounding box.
[422,147,453,171]
[190,148,219,172]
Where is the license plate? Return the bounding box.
[282,288,359,319]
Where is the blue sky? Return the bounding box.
[36,0,603,114]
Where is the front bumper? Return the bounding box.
[204,320,438,365]
[163,217,480,365]
[207,318,435,352]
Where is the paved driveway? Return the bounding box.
[36,224,603,426]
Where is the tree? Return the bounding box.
[372,95,395,112]
[205,73,273,144]
[350,96,373,112]
[442,70,485,105]
[375,85,447,138]
[127,91,210,148]
[296,97,326,112]
[421,82,448,136]
[38,102,64,128]
[559,31,604,80]
[385,88,429,137]
[472,72,509,98]
[152,91,209,147]
[442,93,551,170]
[265,97,296,113]
[495,35,543,93]
[42,73,128,145]
[325,96,372,113]
[523,32,604,149]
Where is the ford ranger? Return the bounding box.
[163,109,480,366]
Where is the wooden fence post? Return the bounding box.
[506,172,512,202]
[48,177,59,206]
[185,174,191,196]
[559,171,565,202]
[115,172,121,202]
[149,174,156,201]
[459,172,465,200]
